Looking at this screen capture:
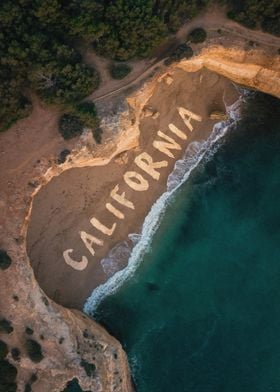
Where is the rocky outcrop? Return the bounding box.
[177,46,280,98]
[0,44,279,392]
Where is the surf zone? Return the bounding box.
[63,106,202,271]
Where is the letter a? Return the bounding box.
[63,249,88,271]
[80,231,103,256]
[178,107,202,132]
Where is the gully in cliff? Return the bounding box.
[63,107,202,270]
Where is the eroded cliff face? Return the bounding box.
[177,46,280,98]
[0,45,279,392]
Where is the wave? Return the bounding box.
[84,100,242,316]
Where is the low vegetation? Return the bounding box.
[25,339,44,363]
[59,101,101,143]
[0,359,17,392]
[0,0,279,134]
[110,63,132,80]
[62,378,90,392]
[0,319,13,334]
[225,0,280,35]
[25,327,34,336]
[0,249,12,270]
[80,359,96,377]
[164,43,193,65]
[0,341,8,359]
[187,28,207,43]
[11,348,20,361]
[58,114,84,140]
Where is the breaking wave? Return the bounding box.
[84,100,242,316]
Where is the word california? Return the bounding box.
[63,106,202,271]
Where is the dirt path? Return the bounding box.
[87,6,280,103]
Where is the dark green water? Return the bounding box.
[95,93,280,392]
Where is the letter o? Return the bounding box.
[124,171,149,191]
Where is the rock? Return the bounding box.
[209,110,228,121]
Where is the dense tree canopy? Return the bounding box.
[0,0,279,133]
[225,0,280,35]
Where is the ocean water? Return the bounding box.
[91,92,280,392]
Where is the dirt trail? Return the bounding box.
[87,6,280,103]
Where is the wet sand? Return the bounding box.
[27,68,239,309]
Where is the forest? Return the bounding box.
[0,0,279,136]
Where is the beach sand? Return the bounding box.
[27,68,239,309]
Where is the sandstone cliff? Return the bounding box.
[0,45,279,392]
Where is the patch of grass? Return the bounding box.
[0,249,12,270]
[110,63,132,80]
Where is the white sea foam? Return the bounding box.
[84,102,240,316]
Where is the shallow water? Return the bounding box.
[94,92,280,392]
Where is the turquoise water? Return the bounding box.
[94,92,280,392]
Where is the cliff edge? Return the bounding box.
[0,45,279,391]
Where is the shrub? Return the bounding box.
[0,359,17,392]
[11,348,20,361]
[0,341,8,359]
[0,249,12,270]
[58,114,84,140]
[164,43,193,65]
[110,63,132,80]
[26,339,43,363]
[58,149,71,164]
[62,378,87,392]
[74,101,99,130]
[24,384,31,392]
[187,28,207,43]
[80,359,96,377]
[92,127,102,144]
[0,319,13,334]
[25,327,34,336]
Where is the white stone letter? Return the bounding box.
[153,131,181,158]
[106,203,125,220]
[168,123,187,140]
[90,217,116,236]
[63,249,88,271]
[178,107,202,132]
[80,231,103,256]
[124,171,149,191]
[134,152,168,180]
[110,185,135,210]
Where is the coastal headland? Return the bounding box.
[27,67,239,309]
[1,40,279,390]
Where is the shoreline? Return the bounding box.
[84,103,240,315]
[27,68,239,309]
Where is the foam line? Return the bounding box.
[84,101,241,316]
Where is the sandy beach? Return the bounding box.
[27,68,239,309]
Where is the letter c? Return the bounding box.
[63,249,88,271]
